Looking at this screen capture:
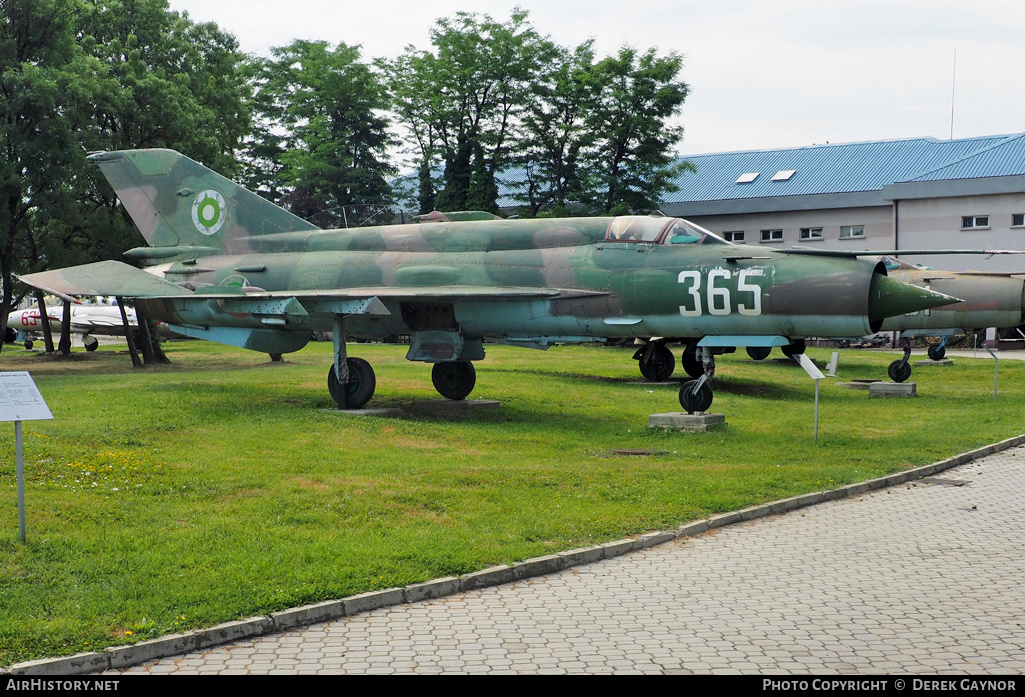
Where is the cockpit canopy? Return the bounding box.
[605,216,730,246]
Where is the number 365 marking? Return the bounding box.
[678,269,763,317]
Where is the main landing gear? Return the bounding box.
[634,341,676,381]
[887,337,913,383]
[679,347,716,414]
[326,315,480,409]
[432,361,476,400]
[327,358,376,409]
[781,339,806,359]
[328,315,377,409]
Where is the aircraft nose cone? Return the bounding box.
[868,274,961,321]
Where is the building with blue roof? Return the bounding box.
[659,132,1025,272]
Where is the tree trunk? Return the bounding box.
[57,300,72,356]
[34,291,55,353]
[117,297,142,368]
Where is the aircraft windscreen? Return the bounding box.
[605,216,730,245]
[606,216,666,242]
[663,219,729,246]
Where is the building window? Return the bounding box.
[723,231,745,243]
[800,227,823,240]
[760,229,783,242]
[1012,214,1024,227]
[840,225,865,239]
[961,215,989,229]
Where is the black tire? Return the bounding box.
[639,343,675,381]
[4,328,15,344]
[928,344,946,361]
[781,339,806,358]
[23,339,33,350]
[681,349,702,378]
[746,346,772,361]
[327,357,376,409]
[84,336,98,352]
[887,360,912,383]
[431,361,477,400]
[679,380,713,414]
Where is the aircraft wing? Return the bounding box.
[782,247,1025,258]
[18,261,607,313]
[18,261,191,302]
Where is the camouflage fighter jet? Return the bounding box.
[19,149,960,413]
[876,256,1024,381]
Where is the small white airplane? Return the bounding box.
[7,301,138,350]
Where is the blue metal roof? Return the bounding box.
[904,133,1025,181]
[666,133,1021,203]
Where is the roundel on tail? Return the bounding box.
[191,190,226,235]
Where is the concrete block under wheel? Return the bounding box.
[869,382,917,397]
[837,380,879,390]
[647,412,727,431]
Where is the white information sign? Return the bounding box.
[0,372,53,422]
[794,353,825,380]
[2,372,52,542]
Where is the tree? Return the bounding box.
[246,40,394,227]
[0,0,94,348]
[389,9,557,214]
[582,47,693,214]
[0,0,253,354]
[513,40,599,216]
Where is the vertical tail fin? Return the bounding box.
[89,149,319,256]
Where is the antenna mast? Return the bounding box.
[950,49,957,139]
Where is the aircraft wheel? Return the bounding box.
[639,343,675,381]
[928,344,946,361]
[23,339,33,350]
[887,360,912,383]
[746,346,772,361]
[681,349,702,378]
[781,339,806,358]
[327,358,376,409]
[432,361,476,400]
[84,336,98,352]
[679,380,713,414]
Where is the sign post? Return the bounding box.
[1,372,54,543]
[794,354,826,441]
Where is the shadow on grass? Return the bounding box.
[485,366,645,384]
[710,376,805,400]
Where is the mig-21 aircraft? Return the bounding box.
[19,149,960,413]
[876,256,1024,381]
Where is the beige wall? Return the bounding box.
[685,206,895,250]
[897,193,1025,272]
[681,192,1025,273]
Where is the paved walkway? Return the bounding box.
[108,447,1025,675]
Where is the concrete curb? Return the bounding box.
[7,434,1023,676]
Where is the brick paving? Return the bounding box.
[109,446,1025,674]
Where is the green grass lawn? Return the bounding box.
[1,339,1022,666]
